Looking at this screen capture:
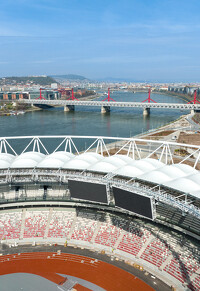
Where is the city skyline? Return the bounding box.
[0,0,200,82]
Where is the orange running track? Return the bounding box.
[0,252,154,291]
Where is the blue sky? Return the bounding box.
[0,0,200,81]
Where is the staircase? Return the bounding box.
[67,213,77,240]
[91,221,101,243]
[20,209,26,240]
[136,234,154,258]
[44,208,53,239]
[58,278,77,291]
[114,231,125,250]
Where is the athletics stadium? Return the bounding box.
[0,135,200,291]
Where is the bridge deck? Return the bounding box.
[18,99,200,110]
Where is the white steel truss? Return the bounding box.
[0,135,200,166]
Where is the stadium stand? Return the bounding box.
[1,207,200,290]
[190,274,200,291]
[24,210,48,238]
[140,238,172,267]
[0,211,21,240]
[118,221,151,256]
[48,210,75,239]
[1,136,200,290]
[94,214,123,248]
[71,217,97,242]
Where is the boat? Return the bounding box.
[17,111,25,115]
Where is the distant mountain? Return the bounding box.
[51,74,89,81]
[0,76,58,86]
[96,76,194,83]
[96,77,138,83]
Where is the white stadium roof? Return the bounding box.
[0,153,15,163]
[0,153,15,169]
[10,152,45,168]
[11,158,39,168]
[0,160,12,169]
[63,159,91,170]
[37,151,74,168]
[89,161,117,173]
[38,158,66,169]
[115,165,145,178]
[164,178,200,198]
[1,150,200,199]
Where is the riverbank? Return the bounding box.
[0,93,100,116]
[136,111,199,144]
[136,113,190,139]
[128,89,192,103]
[153,91,191,103]
[0,104,41,116]
[192,113,200,125]
[80,93,101,101]
[99,112,198,156]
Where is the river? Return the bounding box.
[0,91,188,152]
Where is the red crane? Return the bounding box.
[102,88,116,102]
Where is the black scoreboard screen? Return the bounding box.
[113,187,153,219]
[68,180,108,204]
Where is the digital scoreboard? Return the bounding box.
[68,180,108,204]
[113,187,153,219]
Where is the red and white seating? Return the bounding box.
[95,223,122,247]
[24,211,48,238]
[48,210,75,238]
[189,274,200,291]
[0,212,22,240]
[117,222,151,256]
[71,217,97,242]
[0,208,200,291]
[141,238,171,267]
[164,258,186,284]
[164,245,200,285]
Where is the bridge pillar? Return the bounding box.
[143,107,150,116]
[191,109,200,114]
[101,106,110,113]
[64,105,75,112]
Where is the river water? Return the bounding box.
[0,91,188,152]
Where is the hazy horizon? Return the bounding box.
[0,74,198,84]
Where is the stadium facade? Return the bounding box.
[0,135,200,290]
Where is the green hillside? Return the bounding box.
[51,74,88,81]
[0,76,58,86]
